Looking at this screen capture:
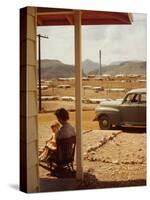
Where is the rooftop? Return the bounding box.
[128,88,146,94]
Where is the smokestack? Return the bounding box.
[99,50,102,76]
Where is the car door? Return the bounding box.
[138,93,146,125]
[120,93,139,125]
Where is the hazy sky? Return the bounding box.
[37,13,147,65]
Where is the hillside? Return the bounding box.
[39,59,146,79]
[82,59,100,74]
[40,59,75,79]
[88,60,146,75]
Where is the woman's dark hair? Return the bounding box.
[55,108,69,121]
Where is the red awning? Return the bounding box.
[37,7,133,26]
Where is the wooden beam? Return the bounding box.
[74,10,83,180]
[37,17,43,25]
[128,13,133,23]
[37,11,75,16]
[66,15,74,25]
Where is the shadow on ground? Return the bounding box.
[111,126,146,134]
[40,162,76,178]
[78,172,146,190]
[40,171,146,192]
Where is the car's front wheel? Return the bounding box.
[99,115,112,130]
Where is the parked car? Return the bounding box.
[94,88,146,130]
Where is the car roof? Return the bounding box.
[127,88,146,94]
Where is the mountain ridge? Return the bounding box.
[39,59,146,79]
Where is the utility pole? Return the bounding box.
[99,50,102,76]
[37,34,48,112]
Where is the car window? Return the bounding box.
[123,93,139,104]
[139,93,146,104]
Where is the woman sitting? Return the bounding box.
[54,108,76,140]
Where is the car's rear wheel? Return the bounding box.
[99,115,112,130]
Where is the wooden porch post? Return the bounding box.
[74,10,83,180]
[20,7,39,193]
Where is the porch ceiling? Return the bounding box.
[37,7,133,26]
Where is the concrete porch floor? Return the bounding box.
[39,164,80,192]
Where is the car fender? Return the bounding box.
[96,107,121,125]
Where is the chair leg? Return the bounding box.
[49,161,56,171]
[49,162,53,170]
[69,162,74,172]
[66,164,71,171]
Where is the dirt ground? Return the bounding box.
[38,111,146,190]
[38,78,146,191]
[81,129,146,188]
[41,78,146,101]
